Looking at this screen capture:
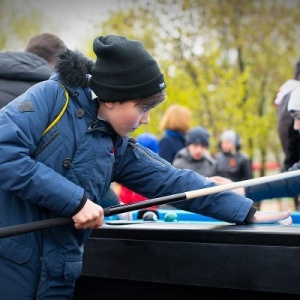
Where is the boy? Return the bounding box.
[0,35,292,299]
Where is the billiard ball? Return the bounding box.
[142,211,158,222]
[164,212,178,222]
[276,216,292,225]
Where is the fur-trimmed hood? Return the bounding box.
[55,49,94,87]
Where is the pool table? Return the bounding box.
[73,210,300,299]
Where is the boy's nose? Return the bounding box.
[140,111,150,124]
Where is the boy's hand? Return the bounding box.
[72,199,104,229]
[250,210,292,225]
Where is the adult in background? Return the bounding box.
[285,85,300,172]
[274,61,300,210]
[274,60,300,172]
[0,32,66,106]
[245,85,300,202]
[215,130,253,182]
[0,32,120,209]
[159,104,192,163]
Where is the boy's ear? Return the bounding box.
[104,102,115,109]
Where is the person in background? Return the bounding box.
[0,34,291,299]
[0,32,66,106]
[173,127,245,196]
[159,104,192,163]
[274,60,300,172]
[173,126,217,177]
[274,61,300,210]
[215,130,253,182]
[135,132,160,154]
[285,85,300,172]
[245,85,300,202]
[0,32,120,210]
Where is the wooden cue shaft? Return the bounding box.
[186,169,300,199]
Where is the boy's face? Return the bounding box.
[100,101,151,137]
[187,144,207,160]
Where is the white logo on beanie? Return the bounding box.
[159,82,166,90]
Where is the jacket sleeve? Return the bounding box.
[0,81,84,216]
[114,141,254,225]
[245,171,300,201]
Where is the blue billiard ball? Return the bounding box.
[164,212,178,222]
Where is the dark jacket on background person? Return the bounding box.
[159,130,185,163]
[275,83,300,171]
[215,130,252,182]
[274,62,300,210]
[0,32,67,108]
[215,151,252,182]
[0,51,53,106]
[0,34,120,209]
[274,60,300,171]
[274,61,300,171]
[284,85,300,173]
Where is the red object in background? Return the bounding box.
[252,161,280,171]
[119,186,157,209]
[229,158,237,168]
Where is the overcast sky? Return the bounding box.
[3,0,146,51]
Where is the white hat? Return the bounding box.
[220,130,241,150]
[220,130,237,144]
[288,85,300,112]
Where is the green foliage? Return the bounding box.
[2,0,300,175]
[98,0,300,173]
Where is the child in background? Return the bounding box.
[173,126,217,177]
[215,130,252,182]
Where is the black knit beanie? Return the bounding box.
[89,35,166,101]
[185,126,210,147]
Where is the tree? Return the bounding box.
[97,0,300,175]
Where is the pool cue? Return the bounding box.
[104,169,300,215]
[0,169,300,238]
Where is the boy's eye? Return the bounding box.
[140,106,149,112]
